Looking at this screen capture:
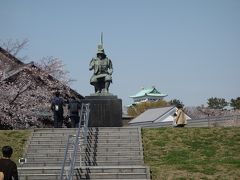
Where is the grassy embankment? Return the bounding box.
[0,130,31,164]
[142,127,240,180]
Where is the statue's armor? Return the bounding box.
[90,57,112,84]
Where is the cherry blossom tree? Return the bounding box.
[0,41,82,129]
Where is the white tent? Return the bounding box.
[128,106,191,127]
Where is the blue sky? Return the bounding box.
[1,0,240,107]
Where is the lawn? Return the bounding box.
[142,127,240,180]
[0,130,31,164]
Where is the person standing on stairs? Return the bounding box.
[0,146,19,180]
[51,91,64,128]
[68,96,82,128]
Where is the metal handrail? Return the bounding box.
[60,103,90,180]
[60,135,73,179]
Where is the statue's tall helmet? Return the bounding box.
[97,32,105,55]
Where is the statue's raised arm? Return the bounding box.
[89,58,95,71]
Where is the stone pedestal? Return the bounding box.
[82,96,122,127]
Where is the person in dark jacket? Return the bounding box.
[0,146,18,180]
[51,91,64,128]
[68,96,82,128]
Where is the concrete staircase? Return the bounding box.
[18,128,151,180]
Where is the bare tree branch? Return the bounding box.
[36,57,75,85]
[10,82,32,105]
[0,39,29,60]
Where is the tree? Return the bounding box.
[0,62,80,129]
[230,97,240,110]
[207,97,228,109]
[169,99,184,107]
[127,100,169,117]
[36,57,74,85]
[0,39,74,84]
[0,39,29,60]
[0,40,79,129]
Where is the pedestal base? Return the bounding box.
[82,96,122,127]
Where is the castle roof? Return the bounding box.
[130,87,167,98]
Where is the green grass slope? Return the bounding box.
[142,127,240,180]
[0,130,31,164]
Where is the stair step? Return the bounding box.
[28,141,140,146]
[19,165,148,174]
[25,150,142,156]
[33,127,139,132]
[29,139,140,143]
[22,160,144,167]
[26,147,141,152]
[24,156,143,162]
[19,174,148,180]
[31,135,139,139]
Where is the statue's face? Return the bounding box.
[97,53,104,60]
